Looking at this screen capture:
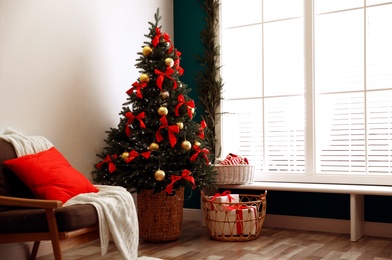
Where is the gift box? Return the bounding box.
[208,205,258,236]
[206,191,239,211]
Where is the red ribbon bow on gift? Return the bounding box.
[125,112,146,137]
[125,150,151,163]
[155,67,177,90]
[152,28,173,53]
[126,81,147,99]
[164,169,195,194]
[175,94,195,118]
[190,144,210,165]
[96,154,118,173]
[197,120,207,139]
[156,116,180,147]
[209,191,235,202]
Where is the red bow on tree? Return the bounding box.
[164,169,195,194]
[125,150,151,163]
[156,116,180,147]
[125,111,146,137]
[190,145,210,165]
[197,120,207,139]
[152,27,173,53]
[155,67,177,90]
[173,50,184,76]
[175,94,195,118]
[96,154,118,173]
[126,81,147,99]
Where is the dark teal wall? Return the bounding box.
[173,0,392,224]
[173,0,205,208]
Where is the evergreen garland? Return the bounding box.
[196,0,223,161]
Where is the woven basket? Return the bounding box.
[202,191,267,242]
[214,164,255,184]
[137,188,184,242]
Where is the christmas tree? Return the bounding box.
[93,9,217,195]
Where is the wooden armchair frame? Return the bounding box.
[0,195,99,260]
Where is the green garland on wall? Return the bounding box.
[196,0,223,160]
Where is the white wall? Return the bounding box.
[0,0,173,258]
[0,0,173,181]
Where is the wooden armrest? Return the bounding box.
[0,195,62,209]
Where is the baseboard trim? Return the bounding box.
[183,208,392,239]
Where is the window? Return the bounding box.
[219,0,392,185]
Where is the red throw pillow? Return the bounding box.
[4,147,98,203]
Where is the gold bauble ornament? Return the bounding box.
[164,57,174,67]
[121,152,129,160]
[176,122,184,130]
[148,142,159,151]
[139,73,150,83]
[181,140,192,151]
[159,91,169,100]
[142,46,152,56]
[154,169,165,181]
[157,106,168,116]
[194,141,201,147]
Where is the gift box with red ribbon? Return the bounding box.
[208,204,258,236]
[206,191,239,211]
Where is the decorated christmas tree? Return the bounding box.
[93,10,217,195]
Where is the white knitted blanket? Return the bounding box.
[0,127,53,156]
[65,185,139,260]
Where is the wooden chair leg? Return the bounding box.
[45,209,63,260]
[29,241,40,260]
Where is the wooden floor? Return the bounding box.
[37,220,392,260]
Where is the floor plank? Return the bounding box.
[37,220,392,260]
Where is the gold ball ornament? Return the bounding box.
[154,169,165,181]
[148,142,159,151]
[142,46,153,56]
[181,140,192,151]
[164,57,174,67]
[176,122,184,130]
[157,106,168,116]
[194,141,201,147]
[159,91,170,100]
[139,73,150,83]
[121,152,129,160]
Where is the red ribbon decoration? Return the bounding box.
[190,144,210,165]
[156,116,180,147]
[173,50,184,76]
[154,67,177,90]
[224,204,256,235]
[126,81,147,99]
[125,111,146,137]
[125,150,151,163]
[152,27,173,53]
[164,169,195,194]
[175,94,195,118]
[209,191,234,203]
[197,120,207,139]
[96,155,118,173]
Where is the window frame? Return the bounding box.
[217,0,392,186]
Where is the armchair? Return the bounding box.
[0,139,99,260]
